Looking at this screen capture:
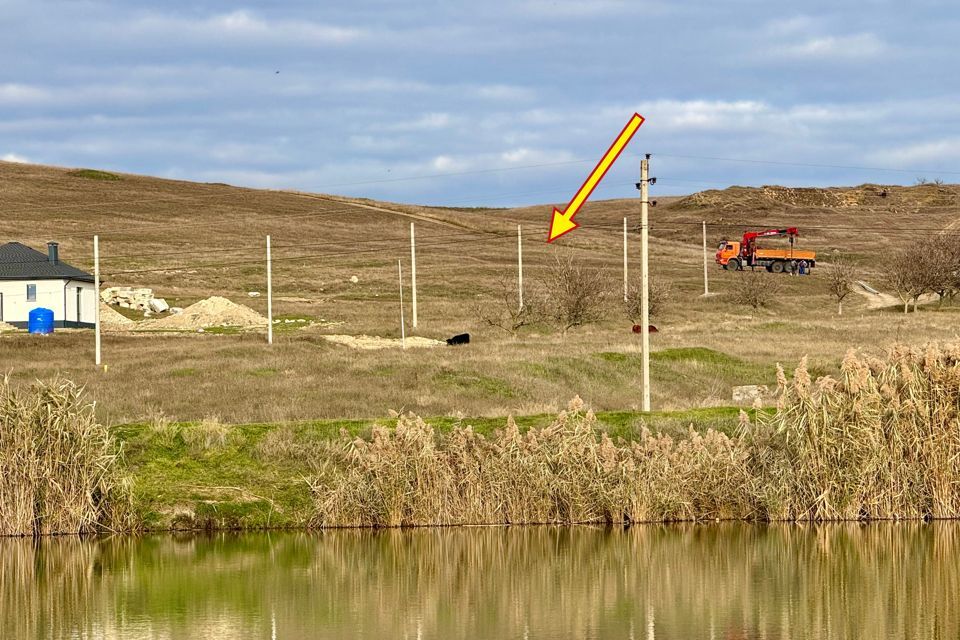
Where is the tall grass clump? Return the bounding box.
[310,345,960,527]
[181,414,239,452]
[758,347,960,521]
[0,378,134,536]
[310,397,755,527]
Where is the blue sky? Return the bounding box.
[2,0,959,206]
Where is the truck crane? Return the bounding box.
[715,227,816,273]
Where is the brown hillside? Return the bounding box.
[4,160,960,424]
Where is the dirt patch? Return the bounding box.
[142,296,267,331]
[99,303,136,331]
[320,334,445,350]
[275,296,320,304]
[852,284,938,310]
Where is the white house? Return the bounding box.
[0,242,97,329]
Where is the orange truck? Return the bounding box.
[715,227,816,273]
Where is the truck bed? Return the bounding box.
[755,248,816,261]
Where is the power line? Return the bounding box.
[5,213,960,273]
[100,229,525,278]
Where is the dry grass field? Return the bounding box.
[3,160,960,425]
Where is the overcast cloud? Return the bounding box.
[2,0,959,205]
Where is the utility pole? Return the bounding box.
[410,222,418,329]
[94,235,101,366]
[638,155,654,412]
[623,216,629,302]
[398,259,406,349]
[266,235,273,345]
[517,224,524,310]
[702,221,710,296]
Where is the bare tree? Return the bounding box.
[540,254,609,331]
[624,278,672,323]
[475,274,542,333]
[732,271,782,310]
[883,237,960,314]
[886,248,927,313]
[927,234,960,302]
[825,258,857,315]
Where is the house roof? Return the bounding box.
[0,242,94,282]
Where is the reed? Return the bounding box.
[0,377,134,536]
[311,346,960,527]
[760,347,960,521]
[311,397,756,527]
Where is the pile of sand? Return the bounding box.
[144,296,267,331]
[99,303,136,331]
[320,334,445,350]
[0,321,17,332]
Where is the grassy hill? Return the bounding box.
[3,160,960,425]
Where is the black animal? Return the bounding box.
[446,333,470,346]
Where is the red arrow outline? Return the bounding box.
[547,113,645,242]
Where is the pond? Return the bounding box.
[2,523,957,639]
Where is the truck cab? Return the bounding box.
[716,241,741,268]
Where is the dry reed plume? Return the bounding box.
[762,347,960,521]
[311,396,755,527]
[312,346,960,527]
[0,378,134,536]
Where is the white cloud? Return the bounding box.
[500,147,574,164]
[431,155,459,171]
[1,152,31,163]
[0,81,203,108]
[128,10,364,46]
[779,33,886,59]
[755,16,888,61]
[0,83,51,105]
[336,78,432,94]
[518,0,659,17]
[420,147,575,175]
[381,113,457,132]
[650,100,768,130]
[763,16,817,36]
[865,137,960,165]
[473,84,537,102]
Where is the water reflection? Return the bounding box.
[2,524,957,639]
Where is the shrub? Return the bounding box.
[732,271,781,309]
[623,278,672,323]
[475,274,543,333]
[540,255,610,331]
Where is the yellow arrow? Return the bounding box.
[548,113,645,242]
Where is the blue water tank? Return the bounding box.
[28,308,54,334]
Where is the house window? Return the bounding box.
[26,284,36,302]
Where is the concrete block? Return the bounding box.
[149,298,170,313]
